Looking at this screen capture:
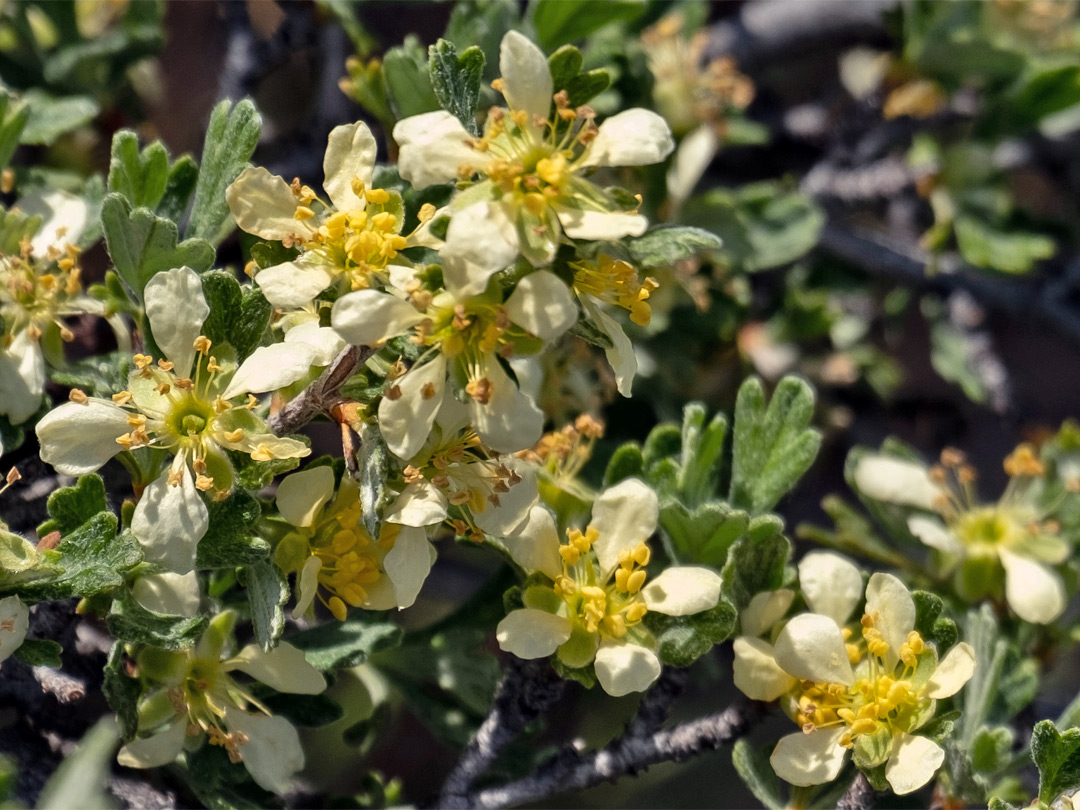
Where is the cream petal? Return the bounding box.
[740,589,795,638]
[144,266,209,375]
[666,124,718,205]
[36,399,128,475]
[642,566,723,616]
[594,640,662,697]
[885,733,944,795]
[116,720,187,769]
[229,642,326,695]
[865,572,916,666]
[393,111,487,188]
[0,596,29,664]
[383,526,435,609]
[907,515,962,554]
[589,304,637,397]
[255,261,335,308]
[469,359,543,454]
[798,551,863,626]
[0,331,45,423]
[226,167,309,241]
[769,728,848,787]
[999,547,1067,624]
[473,458,538,535]
[223,707,305,795]
[331,290,426,347]
[496,609,572,659]
[926,641,976,699]
[852,454,940,509]
[276,466,336,528]
[732,636,796,701]
[581,109,675,168]
[384,481,448,528]
[323,121,378,211]
[555,207,647,241]
[132,572,200,618]
[283,321,346,367]
[223,342,318,400]
[590,478,659,578]
[442,201,519,296]
[499,31,553,126]
[378,356,447,461]
[131,468,209,575]
[505,271,578,341]
[773,613,854,686]
[19,190,89,254]
[501,504,563,580]
[292,555,322,619]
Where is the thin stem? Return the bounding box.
[268,345,371,436]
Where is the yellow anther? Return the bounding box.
[602,614,627,638]
[195,475,214,491]
[115,433,133,448]
[206,357,222,373]
[157,359,175,372]
[580,586,606,602]
[625,569,646,594]
[418,203,436,222]
[133,354,153,369]
[250,444,274,462]
[68,388,88,403]
[632,543,650,566]
[294,206,316,221]
[625,602,647,622]
[156,382,171,395]
[365,188,390,205]
[371,211,396,232]
[558,544,580,565]
[224,428,244,443]
[193,336,212,354]
[328,596,348,621]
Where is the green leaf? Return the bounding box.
[445,0,516,71]
[196,490,269,569]
[796,495,909,569]
[382,36,441,120]
[987,799,1020,810]
[1032,720,1080,805]
[547,45,611,108]
[49,351,132,399]
[721,530,791,612]
[12,637,62,667]
[731,740,786,810]
[36,719,118,810]
[429,39,484,135]
[21,91,98,145]
[0,92,29,170]
[36,474,108,538]
[246,561,287,653]
[101,193,214,302]
[107,130,169,210]
[288,616,402,671]
[960,605,1007,746]
[912,590,943,637]
[625,226,724,268]
[229,444,305,491]
[199,270,271,361]
[646,600,736,667]
[530,0,646,50]
[103,643,141,740]
[106,591,208,651]
[158,155,200,224]
[659,500,748,568]
[954,215,1055,275]
[603,441,644,486]
[984,65,1080,135]
[971,726,1014,775]
[677,403,729,507]
[248,683,343,727]
[729,376,821,513]
[357,420,388,539]
[187,99,262,245]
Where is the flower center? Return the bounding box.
[571,256,658,326]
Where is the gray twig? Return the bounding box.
[466,700,763,809]
[268,345,371,436]
[836,773,875,810]
[625,667,689,738]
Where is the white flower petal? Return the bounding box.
[394,111,488,188]
[769,728,848,787]
[331,290,425,347]
[36,399,128,475]
[773,613,854,686]
[223,342,317,400]
[473,458,539,536]
[378,356,447,461]
[132,571,200,617]
[999,547,1066,624]
[594,640,662,697]
[384,481,448,527]
[496,609,572,659]
[590,478,659,578]
[116,720,187,769]
[853,454,940,509]
[907,515,962,554]
[383,526,435,609]
[0,331,45,424]
[19,190,89,254]
[798,551,863,626]
[469,359,543,454]
[276,466,336,528]
[0,596,29,664]
[255,261,335,308]
[229,642,326,695]
[323,121,378,211]
[865,572,916,665]
[589,304,636,397]
[131,468,209,575]
[505,271,577,341]
[926,642,976,699]
[501,504,563,579]
[226,167,308,241]
[442,202,519,296]
[885,733,944,795]
[581,109,675,168]
[555,207,648,241]
[223,707,305,795]
[642,566,723,616]
[292,555,322,619]
[144,266,210,375]
[499,31,553,126]
[740,589,795,638]
[666,124,718,205]
[732,637,796,701]
[283,321,346,367]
